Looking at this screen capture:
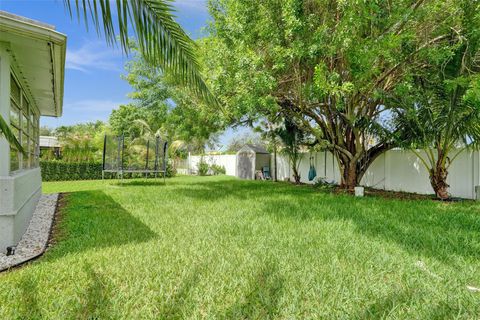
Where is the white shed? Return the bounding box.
[0,11,66,253]
[236,144,270,180]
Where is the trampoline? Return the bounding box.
[102,134,168,182]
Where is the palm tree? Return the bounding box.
[63,0,214,104]
[394,2,480,199]
[396,88,480,199]
[0,115,24,155]
[275,117,307,184]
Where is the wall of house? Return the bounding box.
[0,45,42,253]
[185,149,480,199]
[0,169,42,248]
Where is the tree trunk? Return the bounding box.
[336,143,390,190]
[292,166,301,184]
[273,144,277,182]
[339,159,360,190]
[429,159,449,200]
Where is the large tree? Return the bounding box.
[117,42,224,150]
[205,0,460,189]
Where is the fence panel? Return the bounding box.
[185,149,480,199]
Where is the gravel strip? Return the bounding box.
[0,193,59,272]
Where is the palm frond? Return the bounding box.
[64,0,217,106]
[0,114,25,155]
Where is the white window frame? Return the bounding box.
[9,71,40,174]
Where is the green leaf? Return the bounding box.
[0,114,25,156]
[63,0,217,106]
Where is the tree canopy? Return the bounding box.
[203,0,468,188]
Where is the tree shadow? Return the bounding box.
[111,179,166,187]
[261,195,480,263]
[172,179,302,202]
[45,190,156,260]
[353,290,466,319]
[67,262,117,319]
[221,259,284,319]
[160,178,480,262]
[14,262,116,319]
[155,265,203,319]
[354,291,412,319]
[16,274,42,319]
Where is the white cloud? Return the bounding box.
[66,41,123,73]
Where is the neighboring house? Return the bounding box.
[39,135,61,158]
[0,12,66,252]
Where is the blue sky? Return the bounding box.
[0,0,248,147]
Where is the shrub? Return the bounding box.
[165,161,176,178]
[198,160,209,176]
[41,161,103,181]
[313,177,336,192]
[40,160,175,181]
[210,164,226,175]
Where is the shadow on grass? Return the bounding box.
[167,178,480,263]
[45,190,156,260]
[173,179,302,202]
[15,262,116,319]
[16,274,42,319]
[68,263,117,319]
[354,290,465,319]
[155,265,203,319]
[110,179,166,187]
[263,196,480,263]
[222,259,284,319]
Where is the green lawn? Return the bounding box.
[1,176,479,319]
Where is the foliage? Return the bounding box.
[210,164,226,175]
[109,104,155,137]
[40,160,175,181]
[0,176,479,318]
[120,42,223,153]
[205,0,463,189]
[225,132,266,153]
[63,0,216,105]
[313,177,336,192]
[275,117,308,184]
[40,161,103,181]
[165,160,177,178]
[39,126,54,136]
[197,158,210,176]
[0,114,25,155]
[393,1,480,199]
[52,121,109,163]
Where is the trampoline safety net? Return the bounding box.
[102,134,168,179]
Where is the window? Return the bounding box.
[9,73,39,173]
[9,97,21,172]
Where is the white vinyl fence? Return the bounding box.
[185,149,480,199]
[187,154,237,176]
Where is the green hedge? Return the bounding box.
[40,161,103,181]
[40,161,176,181]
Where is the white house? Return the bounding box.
[0,12,66,253]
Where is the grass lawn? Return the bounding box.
[1,176,479,319]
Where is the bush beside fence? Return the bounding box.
[40,161,176,181]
